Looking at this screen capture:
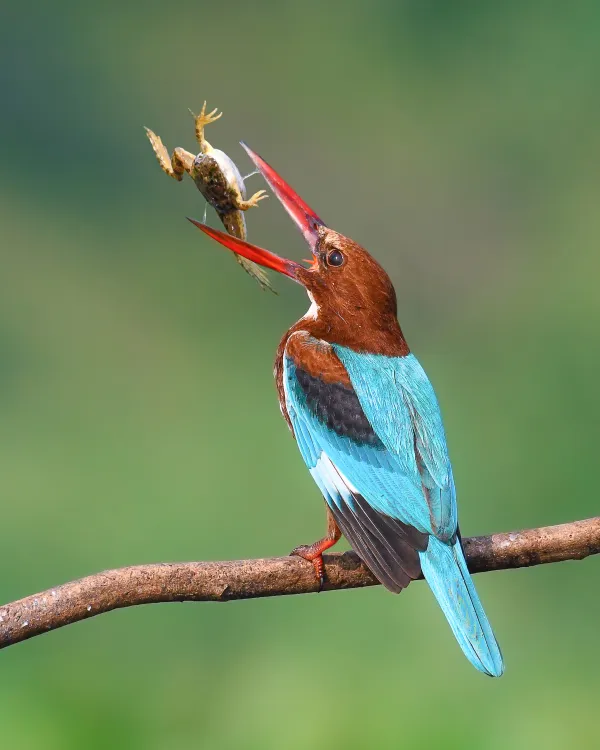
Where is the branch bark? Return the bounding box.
[1,517,598,650]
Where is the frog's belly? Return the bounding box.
[219,209,247,241]
[192,151,245,215]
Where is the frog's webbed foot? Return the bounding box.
[190,101,222,152]
[144,127,194,181]
[236,189,269,211]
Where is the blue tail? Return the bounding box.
[419,536,504,677]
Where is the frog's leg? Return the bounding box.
[144,128,194,181]
[190,101,222,155]
[234,189,269,211]
[232,169,269,210]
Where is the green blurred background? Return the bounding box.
[2,1,599,747]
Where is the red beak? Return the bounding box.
[187,219,301,280]
[240,141,325,254]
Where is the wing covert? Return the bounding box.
[332,346,457,540]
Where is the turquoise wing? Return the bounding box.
[332,347,457,541]
[285,344,457,544]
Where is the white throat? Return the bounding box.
[303,291,320,321]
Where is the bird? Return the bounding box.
[188,144,504,677]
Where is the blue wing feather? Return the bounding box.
[332,348,457,540]
[285,358,431,533]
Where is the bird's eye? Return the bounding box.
[327,249,344,267]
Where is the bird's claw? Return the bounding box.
[290,544,325,591]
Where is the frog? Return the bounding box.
[145,102,273,291]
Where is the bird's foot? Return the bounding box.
[290,538,337,591]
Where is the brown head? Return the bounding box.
[189,144,409,355]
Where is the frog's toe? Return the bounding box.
[195,101,222,126]
[244,190,268,208]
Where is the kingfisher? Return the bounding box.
[189,144,504,677]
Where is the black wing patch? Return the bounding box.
[295,367,383,446]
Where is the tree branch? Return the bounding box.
[1,517,598,650]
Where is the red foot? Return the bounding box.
[290,538,337,590]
